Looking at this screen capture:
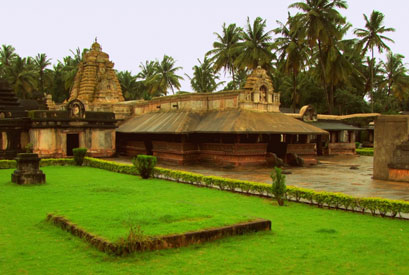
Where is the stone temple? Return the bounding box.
[68,41,124,105]
[0,41,332,167]
[116,66,328,166]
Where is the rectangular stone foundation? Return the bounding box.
[287,143,317,165]
[328,142,356,155]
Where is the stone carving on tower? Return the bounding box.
[243,66,276,104]
[68,40,124,105]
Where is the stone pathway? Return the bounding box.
[107,155,409,201]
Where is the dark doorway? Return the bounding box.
[67,133,79,156]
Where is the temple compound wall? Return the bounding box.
[374,115,409,182]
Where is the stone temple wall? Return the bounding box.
[373,115,409,181]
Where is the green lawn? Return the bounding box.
[1,166,409,274]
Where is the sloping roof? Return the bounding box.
[117,110,328,135]
[308,121,363,131]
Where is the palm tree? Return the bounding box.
[234,17,274,72]
[34,53,52,96]
[274,14,308,111]
[137,60,158,80]
[59,47,88,92]
[117,70,144,100]
[187,57,223,93]
[354,10,395,111]
[207,23,242,87]
[379,52,409,102]
[147,55,183,96]
[289,0,347,114]
[0,44,18,78]
[6,56,37,99]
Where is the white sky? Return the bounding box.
[1,0,408,91]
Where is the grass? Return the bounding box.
[1,166,409,274]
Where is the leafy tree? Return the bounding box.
[187,57,223,92]
[290,0,348,114]
[274,14,308,111]
[6,56,37,99]
[146,55,183,96]
[34,53,52,96]
[354,10,395,111]
[234,17,274,72]
[379,52,409,104]
[117,70,145,100]
[223,69,249,90]
[137,60,157,80]
[207,23,242,88]
[0,45,18,78]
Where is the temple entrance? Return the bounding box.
[66,133,79,156]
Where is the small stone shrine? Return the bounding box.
[0,80,30,159]
[29,99,117,158]
[11,153,45,185]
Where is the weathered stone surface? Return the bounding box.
[374,115,409,180]
[11,153,45,185]
[68,41,124,105]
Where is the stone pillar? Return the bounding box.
[373,115,409,180]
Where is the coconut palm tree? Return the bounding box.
[137,60,158,80]
[6,56,37,99]
[147,55,183,96]
[274,14,308,111]
[186,57,223,93]
[0,44,18,78]
[34,53,52,96]
[207,23,242,87]
[379,52,409,102]
[233,17,274,72]
[117,70,144,100]
[289,0,347,114]
[354,10,395,111]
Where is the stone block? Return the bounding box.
[11,153,45,185]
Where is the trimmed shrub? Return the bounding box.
[0,160,17,169]
[271,167,286,206]
[83,157,138,175]
[133,155,157,179]
[40,158,75,167]
[73,148,87,166]
[356,148,374,156]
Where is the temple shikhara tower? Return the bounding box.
[68,41,124,105]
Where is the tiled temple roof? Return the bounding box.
[117,109,328,135]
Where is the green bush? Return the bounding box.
[0,160,16,169]
[40,158,75,167]
[271,167,286,206]
[356,148,374,156]
[133,155,157,179]
[73,148,87,166]
[83,157,138,175]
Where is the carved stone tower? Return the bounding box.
[68,41,124,105]
[241,66,280,112]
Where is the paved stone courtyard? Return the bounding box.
[110,155,409,201]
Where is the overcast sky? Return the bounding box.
[1,0,408,91]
